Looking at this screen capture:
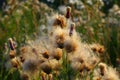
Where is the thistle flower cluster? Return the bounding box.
[94,63,120,80]
[4,6,120,80]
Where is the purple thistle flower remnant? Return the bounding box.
[8,38,15,50]
[66,6,71,19]
[69,23,75,36]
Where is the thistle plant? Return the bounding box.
[0,0,120,80]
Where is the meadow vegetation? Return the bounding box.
[0,0,120,80]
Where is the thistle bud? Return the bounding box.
[48,74,53,80]
[11,57,19,68]
[98,63,107,76]
[41,71,46,80]
[66,6,71,19]
[69,23,75,36]
[8,38,15,50]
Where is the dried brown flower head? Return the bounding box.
[64,39,78,53]
[9,50,16,58]
[38,58,47,64]
[73,57,84,63]
[20,73,29,80]
[20,55,25,63]
[52,48,62,60]
[79,63,86,73]
[91,46,98,52]
[55,34,65,49]
[23,59,39,73]
[98,46,105,54]
[42,51,49,59]
[90,44,105,54]
[53,15,67,28]
[40,61,52,74]
[85,64,92,72]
